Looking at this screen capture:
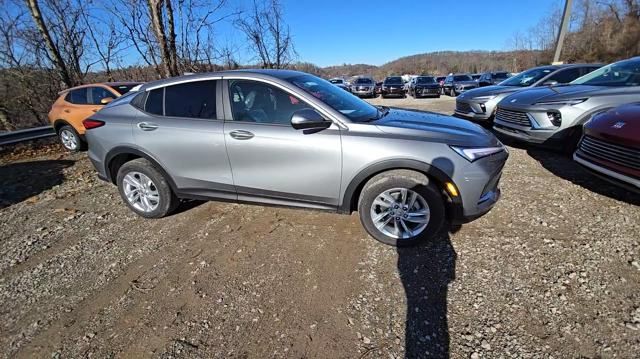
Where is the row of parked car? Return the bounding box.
[329,71,513,99]
[454,56,640,194]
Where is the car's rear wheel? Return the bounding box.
[116,158,179,218]
[358,170,445,246]
[58,125,84,152]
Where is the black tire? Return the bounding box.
[358,170,446,246]
[562,126,583,156]
[58,125,86,152]
[116,158,179,218]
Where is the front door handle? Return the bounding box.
[229,130,254,140]
[137,122,159,131]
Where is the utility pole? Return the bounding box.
[553,0,573,64]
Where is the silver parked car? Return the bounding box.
[84,70,508,246]
[442,74,478,97]
[493,57,640,152]
[455,64,601,123]
[350,77,376,97]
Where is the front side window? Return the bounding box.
[229,80,312,125]
[500,67,555,87]
[164,80,217,119]
[571,58,640,87]
[289,74,379,122]
[89,87,115,105]
[66,88,88,105]
[547,68,581,84]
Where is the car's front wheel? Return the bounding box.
[358,170,445,246]
[116,158,179,218]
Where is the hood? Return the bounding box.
[585,103,640,148]
[458,85,521,99]
[453,80,477,86]
[373,108,499,146]
[501,84,608,106]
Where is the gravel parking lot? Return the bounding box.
[1,96,639,358]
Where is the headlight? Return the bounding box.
[534,98,587,106]
[473,95,497,102]
[450,145,504,162]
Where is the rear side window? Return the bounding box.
[145,88,164,115]
[130,92,146,109]
[66,88,88,104]
[164,81,217,119]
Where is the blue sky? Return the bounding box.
[221,0,562,66]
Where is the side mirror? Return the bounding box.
[543,80,558,86]
[100,97,114,104]
[291,109,331,131]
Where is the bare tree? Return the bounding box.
[235,0,296,69]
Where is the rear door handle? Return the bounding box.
[137,122,159,131]
[229,130,254,140]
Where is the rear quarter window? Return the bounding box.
[145,88,164,115]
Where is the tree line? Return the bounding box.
[1,0,639,130]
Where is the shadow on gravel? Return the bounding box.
[398,225,459,358]
[526,148,640,206]
[0,160,74,208]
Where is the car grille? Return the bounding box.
[456,101,472,113]
[357,86,370,91]
[495,107,531,127]
[579,135,640,170]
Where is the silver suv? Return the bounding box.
[84,70,508,246]
[493,57,640,152]
[455,64,601,124]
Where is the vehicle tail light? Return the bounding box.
[83,119,105,129]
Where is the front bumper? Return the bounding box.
[381,87,405,96]
[414,87,440,97]
[450,149,508,224]
[352,88,375,96]
[574,152,640,192]
[454,99,495,121]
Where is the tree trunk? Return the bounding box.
[147,0,178,77]
[24,0,75,87]
[165,0,179,75]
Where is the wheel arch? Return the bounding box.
[53,119,73,132]
[338,159,463,220]
[104,146,179,193]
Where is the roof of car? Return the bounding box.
[138,69,309,91]
[60,81,142,94]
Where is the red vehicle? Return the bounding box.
[573,103,640,193]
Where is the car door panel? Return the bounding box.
[222,79,342,207]
[133,80,236,199]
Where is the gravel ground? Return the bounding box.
[1,96,639,358]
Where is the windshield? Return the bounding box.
[384,77,403,84]
[416,77,435,84]
[453,75,472,81]
[471,74,481,80]
[499,67,555,87]
[289,74,379,122]
[494,72,510,80]
[109,84,138,95]
[355,78,373,84]
[571,58,640,87]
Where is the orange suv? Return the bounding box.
[48,82,141,151]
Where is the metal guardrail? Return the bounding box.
[0,126,56,146]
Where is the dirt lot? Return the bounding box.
[1,96,639,358]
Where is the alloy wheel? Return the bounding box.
[122,171,160,213]
[60,129,78,150]
[369,187,430,239]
